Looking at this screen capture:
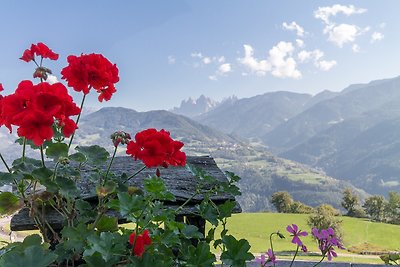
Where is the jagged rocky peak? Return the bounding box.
[171,95,220,117]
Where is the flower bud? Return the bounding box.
[110,130,131,147]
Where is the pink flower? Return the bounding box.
[286,224,308,247]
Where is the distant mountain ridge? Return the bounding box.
[181,75,400,196]
[170,95,223,117]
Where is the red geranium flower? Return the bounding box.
[19,42,59,62]
[61,53,119,102]
[129,230,152,257]
[1,81,80,145]
[126,128,186,168]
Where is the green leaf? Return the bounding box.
[181,224,203,239]
[93,215,118,232]
[55,176,79,198]
[83,232,126,264]
[144,176,175,201]
[0,172,21,186]
[60,224,91,254]
[114,192,145,217]
[76,145,109,166]
[11,157,42,173]
[69,152,86,163]
[198,200,219,226]
[0,192,22,215]
[45,142,69,161]
[220,235,254,267]
[0,234,57,267]
[185,242,216,267]
[218,200,236,219]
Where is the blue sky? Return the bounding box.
[0,1,399,111]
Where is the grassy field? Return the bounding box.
[208,212,399,264]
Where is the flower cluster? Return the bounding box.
[126,128,186,168]
[61,53,119,102]
[129,230,152,257]
[1,80,80,145]
[20,42,59,62]
[312,227,344,261]
[259,224,344,267]
[256,249,276,267]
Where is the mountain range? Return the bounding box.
[0,106,365,212]
[173,76,400,196]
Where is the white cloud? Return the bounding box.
[315,5,369,48]
[296,39,305,48]
[315,60,337,71]
[168,55,176,64]
[326,23,360,47]
[238,44,271,76]
[297,49,323,63]
[371,31,384,43]
[191,52,203,58]
[209,63,232,81]
[218,63,232,74]
[282,21,305,37]
[297,49,336,72]
[352,44,360,52]
[314,4,367,24]
[46,75,59,84]
[218,56,225,63]
[238,42,301,79]
[203,57,212,64]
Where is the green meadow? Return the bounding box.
[208,212,400,264]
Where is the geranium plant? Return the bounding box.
[0,43,252,266]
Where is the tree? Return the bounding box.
[271,191,293,213]
[386,192,400,224]
[307,204,342,239]
[363,195,387,222]
[341,188,360,217]
[289,201,314,214]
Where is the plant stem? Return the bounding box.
[175,189,200,213]
[289,245,299,267]
[68,93,86,149]
[0,153,10,173]
[312,255,326,267]
[22,138,26,162]
[270,233,276,267]
[40,145,45,167]
[104,145,117,185]
[126,165,147,181]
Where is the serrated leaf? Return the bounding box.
[220,235,254,266]
[181,224,203,239]
[144,177,175,201]
[186,242,216,267]
[45,142,68,161]
[76,145,109,166]
[55,176,79,198]
[218,200,236,219]
[11,157,42,173]
[198,200,219,226]
[0,234,57,267]
[0,192,22,215]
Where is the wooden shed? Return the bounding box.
[10,156,241,235]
